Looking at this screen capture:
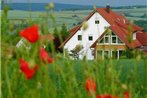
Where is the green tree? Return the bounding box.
[70,45,83,60]
[60,23,69,39]
[53,27,61,52]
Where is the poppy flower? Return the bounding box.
[85,78,96,94]
[113,96,118,98]
[19,59,38,79]
[124,92,129,98]
[39,47,53,64]
[96,94,112,98]
[19,25,39,43]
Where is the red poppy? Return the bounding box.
[19,59,38,79]
[124,92,129,98]
[39,47,53,64]
[19,25,39,43]
[113,96,118,98]
[97,94,118,98]
[96,94,112,98]
[85,78,96,94]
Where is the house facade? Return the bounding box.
[59,6,147,60]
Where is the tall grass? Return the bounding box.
[1,2,147,98]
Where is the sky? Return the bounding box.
[6,0,147,6]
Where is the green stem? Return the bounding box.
[4,63,13,98]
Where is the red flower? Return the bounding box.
[19,59,38,79]
[39,47,53,64]
[97,94,112,98]
[97,94,118,98]
[124,92,130,98]
[113,96,118,98]
[19,25,39,43]
[85,78,96,94]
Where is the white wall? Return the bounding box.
[64,12,110,60]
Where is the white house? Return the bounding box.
[59,6,147,60]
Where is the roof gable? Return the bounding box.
[91,28,125,48]
[96,8,143,48]
[60,8,145,49]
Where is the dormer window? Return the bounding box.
[78,35,82,41]
[95,20,99,24]
[133,33,136,40]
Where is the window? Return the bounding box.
[97,50,102,55]
[78,35,82,41]
[97,50,102,58]
[96,31,125,45]
[89,36,93,41]
[104,51,109,59]
[119,50,126,58]
[112,36,117,43]
[118,37,123,43]
[95,20,99,24]
[104,36,110,43]
[133,33,136,40]
[111,50,117,59]
[98,32,125,45]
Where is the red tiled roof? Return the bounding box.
[136,33,147,46]
[60,8,145,49]
[69,25,80,34]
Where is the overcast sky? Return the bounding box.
[6,0,147,6]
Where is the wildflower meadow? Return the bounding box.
[1,2,147,98]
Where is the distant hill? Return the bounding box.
[4,3,94,11]
[2,3,147,11]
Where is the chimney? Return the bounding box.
[106,4,110,13]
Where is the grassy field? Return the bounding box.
[7,7,147,30]
[2,53,147,98]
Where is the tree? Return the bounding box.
[60,24,69,39]
[53,27,63,52]
[69,45,83,60]
[53,24,69,53]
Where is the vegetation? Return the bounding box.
[53,24,69,52]
[134,20,147,32]
[1,2,147,98]
[70,45,84,59]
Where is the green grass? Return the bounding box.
[2,55,147,98]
